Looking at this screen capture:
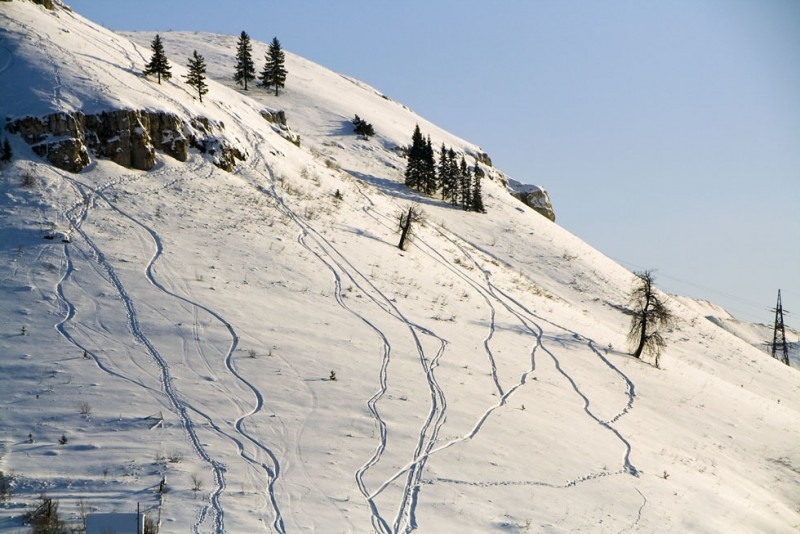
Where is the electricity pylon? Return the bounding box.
[771,290,790,366]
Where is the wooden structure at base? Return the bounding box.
[86,512,145,534]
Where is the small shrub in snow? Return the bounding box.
[0,471,10,501]
[23,494,66,534]
[79,402,92,415]
[191,473,203,493]
[21,171,37,188]
[329,370,337,381]
[58,434,67,445]
[144,515,159,534]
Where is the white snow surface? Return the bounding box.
[1,2,799,533]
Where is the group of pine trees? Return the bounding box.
[142,34,209,102]
[234,31,287,96]
[404,125,485,213]
[142,32,287,102]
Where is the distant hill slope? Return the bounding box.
[1,2,799,533]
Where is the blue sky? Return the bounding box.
[68,0,799,325]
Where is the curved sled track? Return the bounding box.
[92,180,290,533]
[442,229,639,477]
[251,169,450,533]
[60,176,229,533]
[294,228,393,534]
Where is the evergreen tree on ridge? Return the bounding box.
[184,50,209,103]
[260,37,288,96]
[234,31,256,90]
[143,34,172,84]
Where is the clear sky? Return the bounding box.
[67,0,800,326]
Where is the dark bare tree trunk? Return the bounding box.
[633,299,649,359]
[398,207,413,250]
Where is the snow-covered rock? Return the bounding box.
[506,177,556,221]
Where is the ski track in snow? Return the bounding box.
[50,144,639,532]
[50,179,163,395]
[11,21,640,524]
[446,230,640,477]
[92,173,297,533]
[588,340,636,424]
[242,127,394,533]
[226,109,428,532]
[293,227,393,533]
[55,173,233,533]
[281,196,449,534]
[351,208,641,511]
[244,152,450,533]
[487,282,639,476]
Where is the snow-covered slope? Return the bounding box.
[2,2,799,533]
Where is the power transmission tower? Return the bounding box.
[770,290,790,366]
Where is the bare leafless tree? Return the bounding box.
[628,270,673,367]
[397,205,425,251]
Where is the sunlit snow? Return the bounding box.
[1,2,798,533]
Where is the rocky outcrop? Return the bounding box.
[6,109,245,173]
[259,108,287,127]
[474,151,492,167]
[506,178,556,222]
[259,108,300,147]
[84,110,189,169]
[32,0,56,10]
[189,116,246,172]
[6,113,87,171]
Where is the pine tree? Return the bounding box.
[439,144,459,206]
[438,144,450,200]
[447,149,459,206]
[143,34,172,84]
[234,31,256,90]
[422,135,437,195]
[184,50,208,103]
[459,156,472,210]
[1,138,11,163]
[260,37,288,96]
[471,161,486,213]
[404,125,425,190]
[352,115,375,138]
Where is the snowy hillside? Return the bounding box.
[1,2,799,533]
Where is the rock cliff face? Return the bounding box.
[6,109,245,173]
[506,177,556,222]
